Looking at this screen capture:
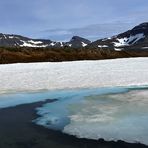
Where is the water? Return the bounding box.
[0,86,148,145]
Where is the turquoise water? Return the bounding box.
[0,86,148,145]
[0,87,128,109]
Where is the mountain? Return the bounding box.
[0,33,53,47]
[0,33,91,48]
[65,36,91,48]
[1,23,148,64]
[0,22,148,51]
[88,22,148,51]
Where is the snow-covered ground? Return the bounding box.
[0,57,148,93]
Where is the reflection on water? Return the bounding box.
[0,86,148,145]
[34,87,128,130]
[35,87,148,145]
[64,90,148,145]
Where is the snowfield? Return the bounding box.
[0,57,148,93]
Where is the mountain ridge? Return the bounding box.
[0,33,91,48]
[0,22,148,51]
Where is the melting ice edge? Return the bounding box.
[0,86,148,145]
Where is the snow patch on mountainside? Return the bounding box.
[28,40,43,44]
[113,33,145,47]
[141,47,148,49]
[98,45,108,48]
[50,42,56,46]
[8,36,15,39]
[114,48,123,51]
[20,40,48,47]
[81,42,87,47]
[60,42,64,47]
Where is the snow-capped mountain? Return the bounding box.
[1,22,148,50]
[88,22,148,51]
[0,33,54,47]
[0,33,91,48]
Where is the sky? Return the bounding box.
[0,0,148,41]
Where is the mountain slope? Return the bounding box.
[0,33,54,47]
[87,22,148,51]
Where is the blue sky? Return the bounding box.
[0,0,148,41]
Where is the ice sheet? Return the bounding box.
[0,58,148,93]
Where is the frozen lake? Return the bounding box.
[0,86,148,145]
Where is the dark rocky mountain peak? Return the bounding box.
[68,36,91,48]
[88,22,148,51]
[132,22,148,33]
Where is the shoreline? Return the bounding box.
[0,99,147,148]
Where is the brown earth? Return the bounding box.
[0,47,148,64]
